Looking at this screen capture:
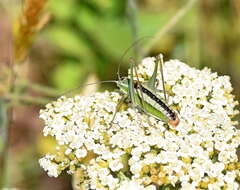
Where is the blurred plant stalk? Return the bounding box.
[0,11,14,188]
[127,0,140,60]
[0,0,49,187]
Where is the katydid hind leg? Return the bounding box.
[147,56,159,90]
[158,54,168,103]
[129,59,136,105]
[130,58,147,110]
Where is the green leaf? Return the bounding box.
[48,0,76,21]
[76,9,132,58]
[46,26,91,58]
[51,60,88,91]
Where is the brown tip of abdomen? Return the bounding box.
[168,114,180,127]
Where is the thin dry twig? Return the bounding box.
[143,0,198,56]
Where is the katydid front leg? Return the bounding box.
[110,95,128,124]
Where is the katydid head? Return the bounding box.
[117,78,129,94]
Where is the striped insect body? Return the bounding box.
[135,83,178,121]
[116,54,180,127]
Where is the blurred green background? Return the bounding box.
[0,0,239,189]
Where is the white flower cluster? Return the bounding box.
[39,56,240,190]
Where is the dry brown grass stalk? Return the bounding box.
[14,0,49,62]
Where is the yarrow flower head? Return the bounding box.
[39,56,240,190]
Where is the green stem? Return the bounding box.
[0,14,14,187]
[127,0,140,61]
[0,101,11,188]
[143,0,198,56]
[118,171,129,182]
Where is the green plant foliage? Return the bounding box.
[48,0,76,21]
[45,0,179,86]
[51,60,87,90]
[46,25,91,58]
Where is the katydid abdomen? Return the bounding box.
[117,79,180,127]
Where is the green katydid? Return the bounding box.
[115,54,180,127]
[60,53,179,127]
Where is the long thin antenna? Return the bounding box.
[117,36,153,82]
[158,54,167,102]
[59,80,117,97]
